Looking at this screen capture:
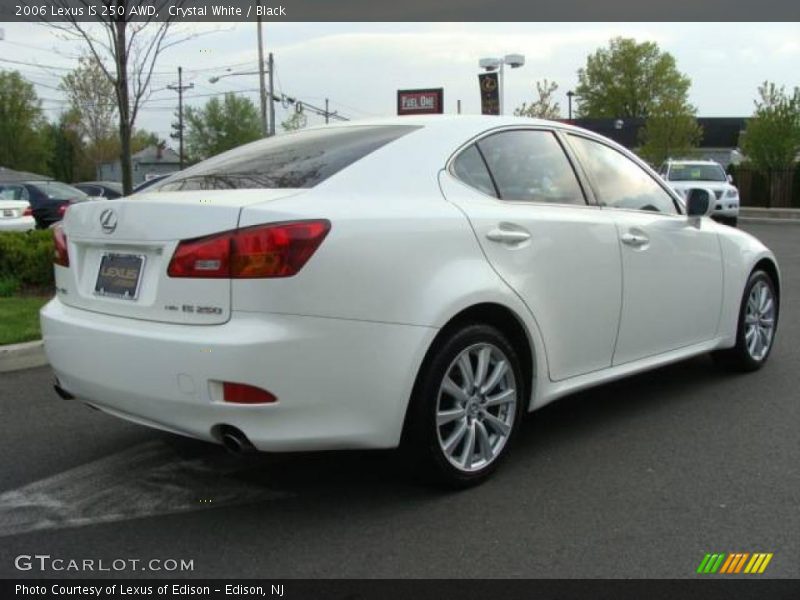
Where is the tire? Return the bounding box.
[401,323,525,487]
[712,270,778,372]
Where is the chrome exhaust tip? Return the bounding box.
[218,426,256,455]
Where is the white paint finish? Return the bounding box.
[41,116,781,456]
[0,441,288,538]
[440,172,622,381]
[0,200,35,232]
[611,211,724,365]
[42,300,435,450]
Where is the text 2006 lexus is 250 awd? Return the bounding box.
[42,116,780,486]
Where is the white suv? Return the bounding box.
[658,160,740,226]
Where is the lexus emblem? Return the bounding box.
[100,209,117,234]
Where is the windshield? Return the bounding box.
[30,181,90,201]
[668,164,726,182]
[158,125,419,191]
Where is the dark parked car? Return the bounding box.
[0,181,90,228]
[132,174,170,194]
[74,181,123,199]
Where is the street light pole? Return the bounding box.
[256,13,268,137]
[567,90,575,120]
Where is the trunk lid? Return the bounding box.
[57,189,302,324]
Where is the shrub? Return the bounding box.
[0,276,21,297]
[0,230,55,288]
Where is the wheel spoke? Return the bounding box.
[443,419,468,455]
[481,360,508,395]
[744,314,758,326]
[459,422,477,469]
[437,407,466,426]
[761,297,773,317]
[748,327,760,357]
[758,284,768,312]
[475,420,493,463]
[457,353,474,390]
[442,376,469,405]
[473,346,491,388]
[482,411,511,436]
[484,387,516,408]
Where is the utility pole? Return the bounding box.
[256,14,268,137]
[168,67,193,170]
[268,52,276,136]
[325,98,329,124]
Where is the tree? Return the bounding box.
[575,37,691,119]
[0,70,50,173]
[45,110,94,183]
[514,79,561,120]
[48,1,194,194]
[184,93,261,161]
[741,81,800,207]
[60,54,118,172]
[639,96,703,165]
[131,129,160,154]
[281,107,308,132]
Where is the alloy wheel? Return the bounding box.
[435,343,518,473]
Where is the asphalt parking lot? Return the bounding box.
[0,221,797,579]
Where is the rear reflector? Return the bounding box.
[168,220,330,279]
[223,382,277,404]
[53,224,69,267]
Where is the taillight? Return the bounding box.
[23,206,32,217]
[58,203,69,216]
[168,220,330,279]
[223,382,277,404]
[53,224,69,267]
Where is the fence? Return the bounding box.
[728,164,800,208]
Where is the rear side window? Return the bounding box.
[451,145,497,197]
[475,130,586,204]
[158,125,419,191]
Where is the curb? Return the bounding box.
[740,208,800,221]
[0,340,48,373]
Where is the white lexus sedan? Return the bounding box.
[41,116,780,486]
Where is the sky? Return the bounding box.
[0,21,798,145]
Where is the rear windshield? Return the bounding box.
[668,164,726,182]
[158,125,420,191]
[30,181,89,201]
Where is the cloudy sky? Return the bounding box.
[1,21,798,143]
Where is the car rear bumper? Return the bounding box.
[41,298,435,451]
[0,217,35,232]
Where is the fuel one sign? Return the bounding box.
[397,88,444,116]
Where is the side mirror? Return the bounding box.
[686,188,714,218]
[727,174,733,183]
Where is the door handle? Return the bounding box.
[621,232,649,247]
[486,228,531,244]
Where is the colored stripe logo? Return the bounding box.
[697,552,773,574]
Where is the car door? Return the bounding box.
[439,128,622,382]
[565,134,724,365]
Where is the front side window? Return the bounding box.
[568,135,679,215]
[475,130,586,205]
[158,125,419,191]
